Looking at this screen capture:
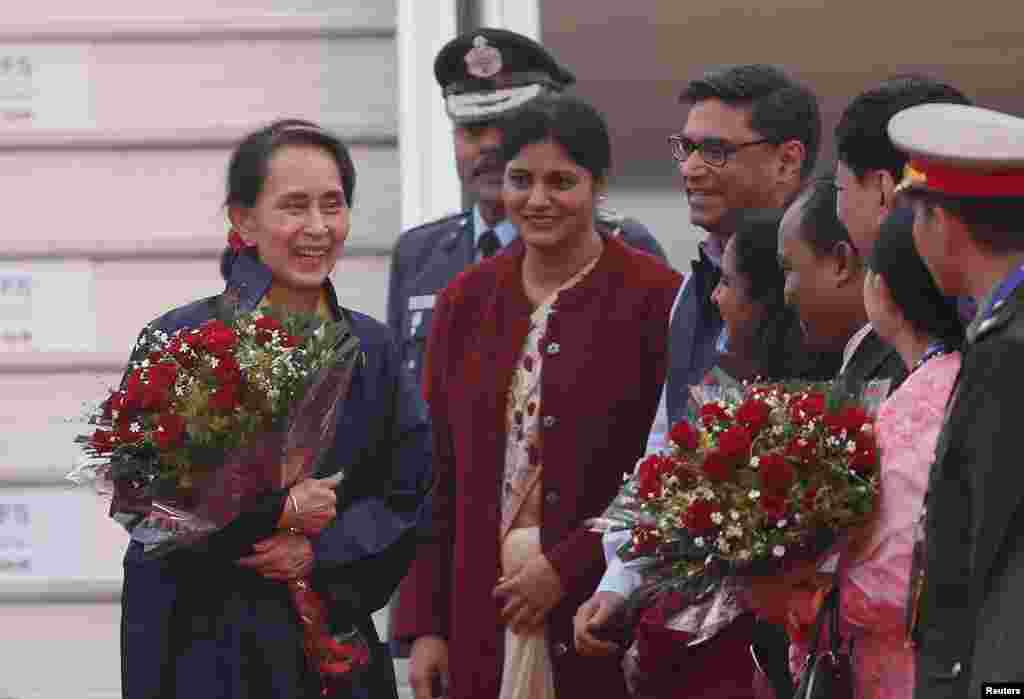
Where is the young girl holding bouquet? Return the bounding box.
[574,209,838,699]
[117,120,432,699]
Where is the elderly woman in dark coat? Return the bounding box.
[118,119,432,699]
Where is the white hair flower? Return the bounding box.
[772,545,786,558]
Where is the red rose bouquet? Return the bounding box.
[70,299,370,694]
[591,370,884,634]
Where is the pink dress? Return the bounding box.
[789,352,961,699]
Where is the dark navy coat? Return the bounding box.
[119,253,432,699]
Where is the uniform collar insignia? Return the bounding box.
[465,36,503,79]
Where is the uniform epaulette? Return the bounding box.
[970,296,1020,343]
[401,210,470,236]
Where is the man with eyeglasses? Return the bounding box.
[574,64,821,699]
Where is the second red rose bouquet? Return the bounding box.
[592,372,883,617]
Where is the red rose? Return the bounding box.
[102,390,127,420]
[321,660,352,676]
[123,368,146,410]
[254,316,283,344]
[700,403,730,427]
[850,438,878,477]
[682,499,718,532]
[281,333,301,349]
[198,320,238,355]
[147,361,178,389]
[632,525,662,555]
[668,420,698,451]
[785,437,816,465]
[154,413,186,450]
[760,493,789,521]
[134,363,177,412]
[717,425,753,462]
[824,406,871,435]
[701,450,733,482]
[209,384,240,412]
[90,428,116,454]
[759,453,795,494]
[637,454,673,499]
[147,350,167,364]
[167,336,196,369]
[736,399,771,434]
[213,354,242,386]
[790,393,826,425]
[801,486,819,512]
[181,330,202,348]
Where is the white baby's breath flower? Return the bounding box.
[846,441,857,454]
[776,519,788,529]
[694,537,705,548]
[141,359,151,368]
[749,489,761,501]
[209,357,220,369]
[772,545,786,558]
[861,423,874,433]
[730,509,740,521]
[130,422,141,432]
[711,511,725,525]
[749,456,760,469]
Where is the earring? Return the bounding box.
[227,228,252,252]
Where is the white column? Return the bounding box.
[397,0,462,231]
[477,0,541,39]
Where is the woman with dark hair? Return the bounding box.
[393,94,681,699]
[120,119,431,699]
[749,206,963,699]
[713,209,840,383]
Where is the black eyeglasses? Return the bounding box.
[668,134,772,168]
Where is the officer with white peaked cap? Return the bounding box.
[890,102,1024,698]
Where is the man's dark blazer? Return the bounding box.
[913,284,1024,697]
[836,328,908,398]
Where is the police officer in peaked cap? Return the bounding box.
[889,103,1024,698]
[386,28,667,391]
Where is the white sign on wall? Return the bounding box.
[0,45,93,128]
[0,500,31,571]
[0,262,97,352]
[0,487,127,580]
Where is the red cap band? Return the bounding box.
[907,158,1024,197]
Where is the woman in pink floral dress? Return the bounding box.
[751,207,965,698]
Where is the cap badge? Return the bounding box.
[465,36,502,79]
[896,162,928,193]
